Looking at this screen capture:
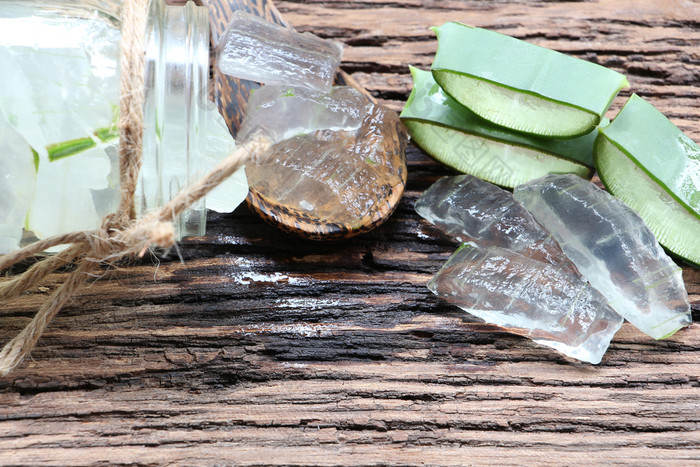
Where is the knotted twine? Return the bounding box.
[0,0,270,376]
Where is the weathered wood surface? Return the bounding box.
[1,1,700,465]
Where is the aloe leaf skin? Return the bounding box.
[94,125,119,143]
[430,22,628,138]
[598,94,700,221]
[400,66,596,188]
[595,94,700,268]
[46,137,97,162]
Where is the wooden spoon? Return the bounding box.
[200,0,408,240]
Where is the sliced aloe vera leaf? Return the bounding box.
[431,22,629,138]
[595,95,700,267]
[400,66,595,188]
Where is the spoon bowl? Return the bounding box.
[201,0,408,240]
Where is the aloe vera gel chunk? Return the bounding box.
[428,244,623,364]
[415,174,579,275]
[595,94,700,267]
[515,174,692,340]
[0,112,36,253]
[400,67,596,188]
[431,22,628,138]
[217,11,343,93]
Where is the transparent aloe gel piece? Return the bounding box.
[217,10,342,93]
[400,67,597,188]
[428,244,624,364]
[0,112,36,253]
[595,94,700,267]
[201,101,248,213]
[415,174,579,276]
[237,85,365,144]
[514,174,692,339]
[240,85,406,237]
[430,23,628,138]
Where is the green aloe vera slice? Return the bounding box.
[595,94,700,267]
[400,66,596,188]
[431,22,629,138]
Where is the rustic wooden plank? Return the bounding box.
[1,0,700,465]
[278,0,700,136]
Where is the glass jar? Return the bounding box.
[0,0,246,254]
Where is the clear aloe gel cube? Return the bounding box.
[237,85,366,144]
[216,11,343,93]
[415,174,579,276]
[514,174,692,339]
[430,23,628,138]
[0,112,36,253]
[239,85,406,234]
[428,244,624,364]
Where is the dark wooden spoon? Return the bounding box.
[200,0,408,240]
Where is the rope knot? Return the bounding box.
[120,217,176,259]
[87,214,125,260]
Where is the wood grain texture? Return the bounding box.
[1,1,699,465]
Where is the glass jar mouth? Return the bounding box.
[141,0,210,238]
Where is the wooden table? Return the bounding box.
[2,1,699,465]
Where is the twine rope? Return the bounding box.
[0,0,269,376]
